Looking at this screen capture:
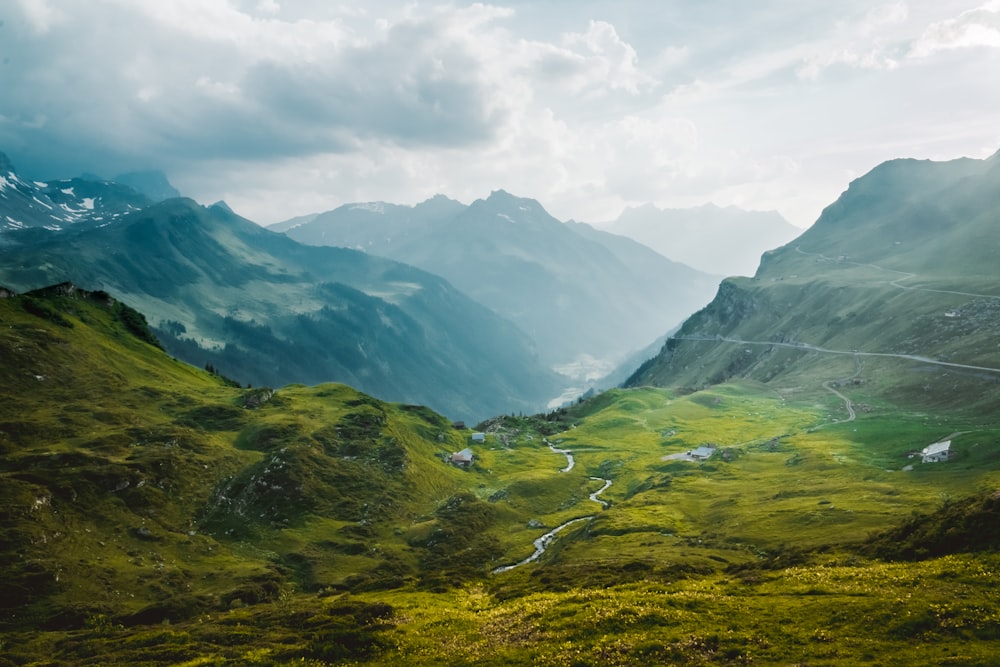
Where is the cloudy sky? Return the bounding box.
[2,1,998,227]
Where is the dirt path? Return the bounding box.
[820,352,861,423]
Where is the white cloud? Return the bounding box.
[16,0,64,33]
[909,1,1000,57]
[256,0,281,16]
[561,20,656,95]
[1,1,996,231]
[796,2,910,79]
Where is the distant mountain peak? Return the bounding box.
[113,170,180,202]
[0,151,15,175]
[427,193,456,202]
[479,189,543,211]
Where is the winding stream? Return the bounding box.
[492,475,612,574]
[589,477,612,508]
[547,442,574,472]
[491,517,593,574]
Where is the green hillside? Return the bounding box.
[5,286,1000,664]
[628,153,1000,414]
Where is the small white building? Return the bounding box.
[471,432,486,443]
[688,445,717,461]
[921,440,951,463]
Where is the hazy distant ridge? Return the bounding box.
[603,202,800,276]
[275,191,721,373]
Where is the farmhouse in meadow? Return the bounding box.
[920,440,951,463]
[688,445,717,461]
[450,447,474,468]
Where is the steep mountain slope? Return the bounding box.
[627,152,1000,412]
[604,202,800,276]
[279,191,719,370]
[0,152,152,233]
[0,199,561,422]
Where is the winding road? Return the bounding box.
[794,245,1000,302]
[675,249,1000,424]
[820,352,861,423]
[675,335,1000,375]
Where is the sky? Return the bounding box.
[1,1,999,228]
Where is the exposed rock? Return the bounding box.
[133,526,157,540]
[241,388,275,409]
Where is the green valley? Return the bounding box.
[4,275,1000,665]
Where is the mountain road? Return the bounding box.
[674,335,1000,375]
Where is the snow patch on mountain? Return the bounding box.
[350,202,386,214]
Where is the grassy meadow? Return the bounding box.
[4,288,1000,665]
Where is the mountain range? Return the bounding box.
[0,154,153,233]
[273,191,721,374]
[0,159,563,422]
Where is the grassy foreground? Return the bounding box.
[3,287,1000,665]
[5,552,1000,665]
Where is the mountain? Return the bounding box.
[603,202,800,276]
[112,170,181,201]
[277,191,720,372]
[0,198,561,422]
[627,152,1000,413]
[272,194,466,241]
[0,152,152,232]
[266,210,319,233]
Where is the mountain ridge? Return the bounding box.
[278,190,720,373]
[0,197,561,422]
